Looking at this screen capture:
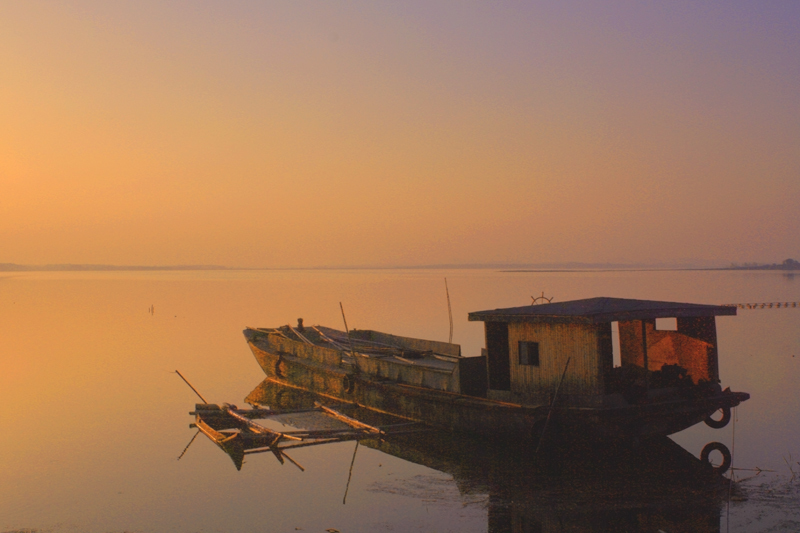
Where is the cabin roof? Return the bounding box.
[467,297,736,324]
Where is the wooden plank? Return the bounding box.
[288,324,314,345]
[191,407,322,418]
[195,417,238,444]
[221,404,302,441]
[315,402,383,434]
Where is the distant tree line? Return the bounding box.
[728,258,800,270]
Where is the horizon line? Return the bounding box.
[0,260,745,273]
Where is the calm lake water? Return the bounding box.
[1,269,799,532]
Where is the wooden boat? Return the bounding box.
[244,297,750,443]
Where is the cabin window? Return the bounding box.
[656,317,678,331]
[518,341,540,366]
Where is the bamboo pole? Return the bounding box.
[311,325,350,351]
[288,324,314,345]
[445,278,453,344]
[343,441,360,504]
[641,320,649,391]
[280,450,305,472]
[535,356,571,455]
[177,430,200,460]
[315,402,383,434]
[175,370,208,403]
[340,302,357,358]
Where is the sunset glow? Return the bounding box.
[2,2,798,267]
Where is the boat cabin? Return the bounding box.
[467,297,736,407]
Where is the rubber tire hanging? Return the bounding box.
[704,406,731,429]
[700,441,732,473]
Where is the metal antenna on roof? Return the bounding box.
[445,278,454,344]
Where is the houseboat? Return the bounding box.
[243,297,749,442]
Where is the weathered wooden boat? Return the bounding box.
[243,297,750,443]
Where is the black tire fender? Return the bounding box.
[704,407,731,429]
[342,374,354,394]
[701,441,732,473]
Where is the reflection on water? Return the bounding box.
[228,380,730,532]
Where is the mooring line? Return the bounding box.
[726,406,737,533]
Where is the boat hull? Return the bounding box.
[245,333,749,443]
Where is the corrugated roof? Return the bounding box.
[467,297,736,324]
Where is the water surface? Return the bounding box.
[1,269,798,532]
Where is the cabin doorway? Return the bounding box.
[485,322,511,391]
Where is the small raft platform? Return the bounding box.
[191,402,425,470]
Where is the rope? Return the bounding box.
[726,406,737,533]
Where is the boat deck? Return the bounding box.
[248,324,460,374]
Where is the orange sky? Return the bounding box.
[2,2,798,268]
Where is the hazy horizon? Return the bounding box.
[1,257,792,271]
[2,2,799,268]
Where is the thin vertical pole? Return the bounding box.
[641,320,649,391]
[445,278,453,344]
[535,357,571,454]
[340,302,356,358]
[343,440,360,504]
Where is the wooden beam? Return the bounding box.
[315,402,383,434]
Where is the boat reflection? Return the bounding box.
[190,378,732,532]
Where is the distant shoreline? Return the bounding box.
[1,261,798,272]
[0,263,229,272]
[503,267,799,273]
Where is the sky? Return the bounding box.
[1,1,799,268]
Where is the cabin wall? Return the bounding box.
[507,322,605,403]
[619,319,650,370]
[618,318,718,383]
[677,316,719,381]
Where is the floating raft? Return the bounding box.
[190,402,425,470]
